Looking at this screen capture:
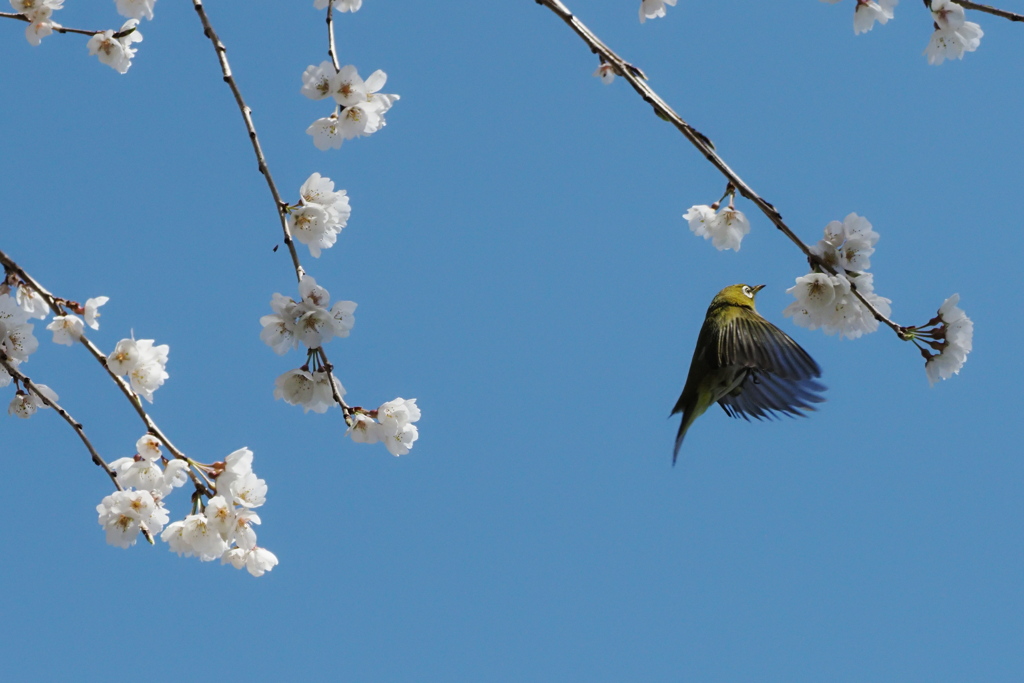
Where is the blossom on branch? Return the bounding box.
[684,203,750,252]
[346,397,422,456]
[314,0,362,11]
[8,383,57,418]
[639,0,676,24]
[87,19,143,74]
[10,0,63,45]
[302,63,399,150]
[96,489,169,548]
[288,173,351,258]
[84,296,109,330]
[46,315,83,345]
[0,293,39,362]
[106,337,169,402]
[853,0,896,35]
[260,275,356,354]
[784,213,891,340]
[115,0,157,21]
[593,63,615,84]
[922,294,974,385]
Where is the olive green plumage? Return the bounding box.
[671,283,825,463]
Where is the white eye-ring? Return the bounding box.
[742,286,754,299]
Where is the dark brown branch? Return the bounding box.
[953,1,1024,22]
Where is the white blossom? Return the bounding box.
[307,116,345,150]
[346,412,382,444]
[111,456,166,493]
[222,546,278,577]
[0,358,16,388]
[684,204,749,252]
[106,337,140,374]
[274,368,316,408]
[930,0,965,30]
[639,0,676,23]
[162,514,228,561]
[127,339,169,402]
[289,173,350,258]
[229,471,267,509]
[136,434,162,461]
[84,296,109,330]
[331,64,369,107]
[215,447,254,497]
[205,495,236,537]
[288,204,336,258]
[7,383,56,419]
[301,61,335,101]
[259,293,301,355]
[925,22,983,65]
[87,19,143,74]
[115,0,156,21]
[25,17,57,46]
[15,286,49,319]
[46,315,83,345]
[377,397,421,456]
[315,0,362,11]
[593,63,615,84]
[0,294,39,362]
[97,489,168,548]
[853,0,896,35]
[925,294,973,385]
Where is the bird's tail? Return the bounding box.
[672,409,697,466]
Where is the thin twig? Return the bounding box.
[952,0,1024,22]
[0,11,101,36]
[0,352,120,488]
[533,0,911,340]
[190,0,304,281]
[0,248,216,498]
[0,352,157,544]
[326,3,341,72]
[191,0,355,421]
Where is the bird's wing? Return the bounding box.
[714,314,826,421]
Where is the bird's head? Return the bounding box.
[713,283,765,310]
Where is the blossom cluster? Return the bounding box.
[639,0,676,24]
[819,0,983,64]
[288,173,352,258]
[106,336,169,403]
[348,397,421,456]
[0,292,40,381]
[12,0,154,73]
[783,213,891,340]
[924,0,983,66]
[1,285,114,413]
[921,294,974,385]
[10,0,63,46]
[97,436,278,577]
[683,203,751,252]
[261,275,356,354]
[301,61,399,151]
[163,448,276,577]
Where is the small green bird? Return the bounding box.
[671,284,825,463]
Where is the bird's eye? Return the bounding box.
[742,286,753,298]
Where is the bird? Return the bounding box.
[671,283,825,463]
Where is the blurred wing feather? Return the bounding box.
[714,311,826,421]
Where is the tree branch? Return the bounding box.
[191,0,354,424]
[533,0,910,340]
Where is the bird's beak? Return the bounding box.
[752,284,766,294]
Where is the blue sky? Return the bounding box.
[1,1,1021,681]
